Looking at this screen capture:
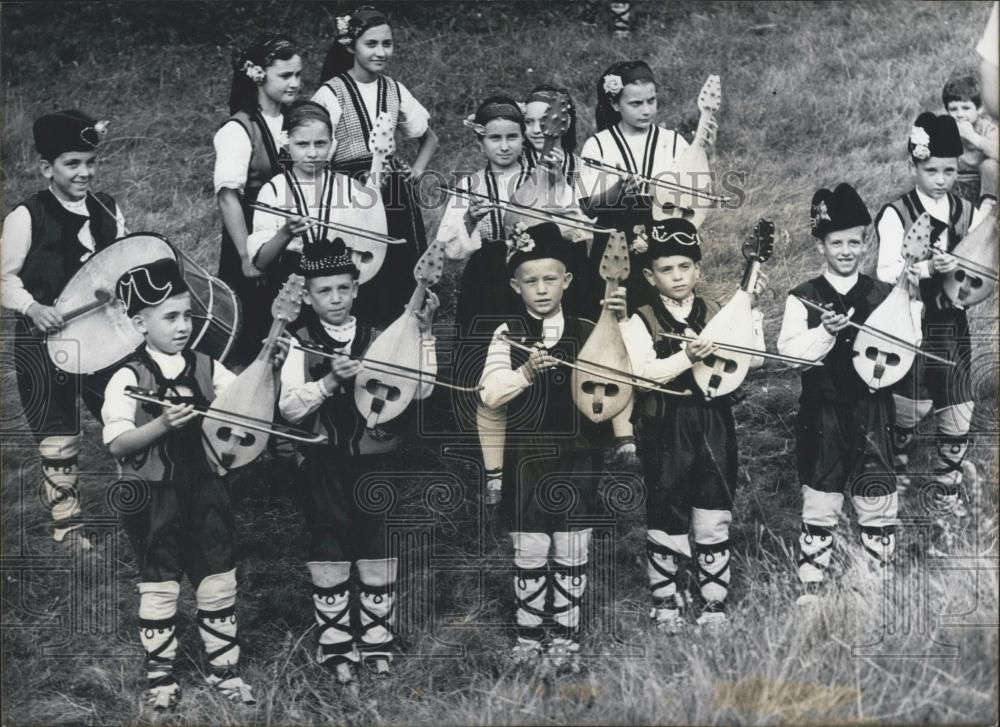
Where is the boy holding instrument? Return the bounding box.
[480,221,611,672]
[875,112,987,539]
[102,258,274,710]
[1,110,125,548]
[278,237,438,686]
[778,183,922,602]
[607,218,764,630]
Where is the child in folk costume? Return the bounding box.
[101,259,282,709]
[278,238,438,685]
[0,109,125,548]
[778,184,922,603]
[247,100,356,287]
[942,72,998,204]
[607,219,765,629]
[214,34,302,366]
[438,96,531,505]
[578,61,714,473]
[480,222,612,671]
[313,5,439,328]
[875,112,989,537]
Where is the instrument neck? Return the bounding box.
[258,316,289,363]
[694,108,716,148]
[739,259,761,293]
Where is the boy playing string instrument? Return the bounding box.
[101,258,281,710]
[278,237,438,686]
[479,221,611,672]
[778,183,922,602]
[607,219,764,630]
[875,112,989,545]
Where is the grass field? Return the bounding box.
[2,1,998,725]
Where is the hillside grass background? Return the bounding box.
[1,1,998,725]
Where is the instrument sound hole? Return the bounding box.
[581,381,620,396]
[365,380,401,402]
[970,277,983,289]
[864,348,900,366]
[955,270,965,282]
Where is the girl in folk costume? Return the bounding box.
[248,100,361,288]
[313,5,439,328]
[521,84,595,318]
[778,184,920,603]
[214,35,302,367]
[480,222,613,672]
[279,238,439,686]
[437,96,530,505]
[577,60,716,315]
[875,112,988,550]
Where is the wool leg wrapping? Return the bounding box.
[511,531,550,645]
[39,434,82,537]
[692,508,732,605]
[798,485,843,584]
[195,568,239,672]
[853,491,898,566]
[138,580,180,688]
[357,557,398,657]
[550,529,590,640]
[307,561,354,664]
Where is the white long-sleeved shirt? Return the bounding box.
[1,189,127,314]
[875,188,985,283]
[279,317,436,424]
[212,111,283,195]
[776,271,923,364]
[619,295,765,384]
[576,124,690,204]
[479,308,566,409]
[102,346,236,445]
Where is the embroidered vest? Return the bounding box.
[876,190,973,312]
[18,190,118,306]
[633,295,727,415]
[326,74,401,167]
[116,348,216,482]
[294,318,406,456]
[788,275,891,404]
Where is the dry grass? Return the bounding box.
[2,2,998,725]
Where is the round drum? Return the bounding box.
[47,233,242,374]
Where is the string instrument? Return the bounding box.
[353,237,445,428]
[500,333,691,396]
[202,275,304,471]
[579,156,732,207]
[124,386,326,445]
[850,212,933,389]
[572,230,634,422]
[942,205,999,308]
[691,218,774,400]
[441,185,610,235]
[653,74,721,229]
[504,90,573,231]
[659,332,824,368]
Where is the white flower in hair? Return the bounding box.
[93,120,110,136]
[810,200,831,230]
[910,125,931,160]
[336,15,351,36]
[630,224,649,254]
[603,74,624,95]
[462,114,486,135]
[505,221,536,261]
[242,60,265,84]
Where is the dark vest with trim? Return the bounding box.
[294,317,407,456]
[325,74,401,168]
[788,275,891,404]
[223,110,284,209]
[116,347,216,482]
[875,190,973,313]
[17,190,118,306]
[503,314,606,448]
[633,295,728,415]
